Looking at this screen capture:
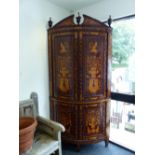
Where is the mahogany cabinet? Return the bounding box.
[48,14,112,147]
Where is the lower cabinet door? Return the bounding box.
[56,102,78,141]
[81,102,106,141]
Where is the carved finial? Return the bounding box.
[48,17,53,28]
[108,15,112,27]
[76,12,81,25]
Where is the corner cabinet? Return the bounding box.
[48,15,112,148]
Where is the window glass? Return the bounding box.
[111,18,135,94]
[110,100,135,151]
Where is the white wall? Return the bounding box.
[19,0,70,118]
[76,0,135,22]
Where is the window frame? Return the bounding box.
[104,14,135,105]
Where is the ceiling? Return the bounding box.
[49,0,103,11]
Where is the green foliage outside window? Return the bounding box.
[112,19,135,69]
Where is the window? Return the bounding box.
[109,15,135,151]
[110,100,135,150]
[111,17,135,94]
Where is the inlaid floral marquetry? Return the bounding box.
[86,110,100,134]
[58,42,71,93]
[59,112,71,134]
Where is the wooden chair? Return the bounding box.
[19,92,65,155]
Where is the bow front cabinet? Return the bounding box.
[48,15,112,147]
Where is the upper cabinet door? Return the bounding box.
[80,31,108,100]
[51,32,78,100]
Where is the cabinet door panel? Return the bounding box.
[57,103,77,140]
[82,103,106,139]
[52,33,77,99]
[81,32,108,100]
